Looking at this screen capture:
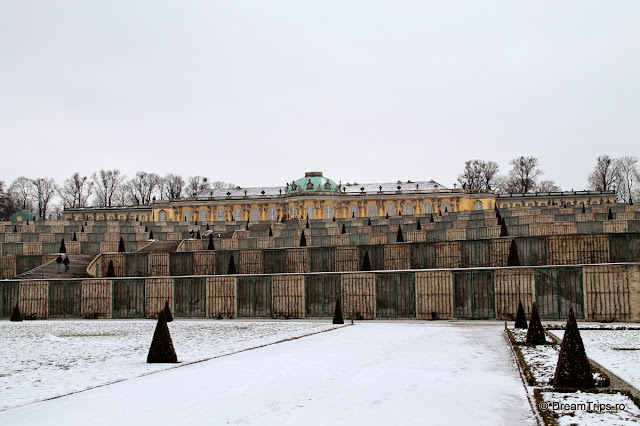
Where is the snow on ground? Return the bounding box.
[0,321,535,426]
[540,391,640,426]
[0,319,340,411]
[549,329,640,390]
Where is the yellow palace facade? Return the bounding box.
[63,172,616,222]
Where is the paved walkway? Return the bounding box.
[0,323,535,426]
[15,254,95,279]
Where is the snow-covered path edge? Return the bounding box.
[2,324,350,413]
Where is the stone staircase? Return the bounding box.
[15,254,96,279]
[137,240,181,253]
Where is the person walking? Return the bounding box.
[56,255,63,273]
[63,255,70,273]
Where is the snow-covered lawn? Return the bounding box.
[0,321,535,426]
[0,319,340,411]
[540,391,640,426]
[549,329,640,390]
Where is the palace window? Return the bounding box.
[441,202,450,213]
[234,208,242,221]
[325,204,333,220]
[423,202,432,213]
[386,203,395,216]
[306,205,314,219]
[251,207,259,222]
[290,205,297,217]
[183,209,191,221]
[217,208,225,221]
[351,205,358,218]
[200,209,208,222]
[269,207,277,221]
[368,203,377,217]
[405,203,413,215]
[473,201,483,211]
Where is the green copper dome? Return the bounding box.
[287,172,340,194]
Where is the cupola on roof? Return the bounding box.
[287,171,340,194]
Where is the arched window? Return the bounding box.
[473,201,483,211]
[183,209,191,222]
[325,204,333,220]
[423,202,432,213]
[141,215,146,221]
[268,207,277,221]
[405,203,413,215]
[306,205,314,220]
[234,208,242,221]
[350,204,358,218]
[200,209,208,222]
[251,207,259,222]
[441,202,450,213]
[368,203,377,217]
[158,211,167,222]
[290,205,297,217]
[386,203,395,216]
[217,208,225,221]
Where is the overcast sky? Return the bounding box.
[1,1,639,192]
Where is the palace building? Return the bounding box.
[62,171,617,222]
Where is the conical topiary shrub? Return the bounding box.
[438,210,442,217]
[416,220,421,231]
[81,225,85,233]
[553,308,594,389]
[608,208,613,220]
[525,302,546,346]
[228,255,237,274]
[581,204,585,214]
[206,223,210,231]
[361,251,372,271]
[146,310,178,363]
[500,220,509,237]
[385,212,389,219]
[196,230,201,239]
[630,198,634,206]
[105,260,115,277]
[208,234,215,250]
[268,226,273,237]
[514,301,527,329]
[118,237,126,253]
[396,225,404,243]
[299,231,307,247]
[333,299,344,324]
[507,240,520,266]
[352,212,355,218]
[306,220,310,229]
[10,303,23,322]
[72,232,77,242]
[59,238,66,254]
[13,225,17,232]
[149,230,154,239]
[332,216,335,222]
[145,225,148,232]
[341,224,346,234]
[163,299,174,322]
[367,217,372,226]
[430,214,434,223]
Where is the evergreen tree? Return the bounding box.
[352,212,355,218]
[416,220,421,231]
[59,238,66,254]
[514,301,527,329]
[361,251,372,271]
[206,223,210,231]
[105,260,115,277]
[268,226,273,237]
[72,232,77,242]
[332,216,336,222]
[341,224,346,234]
[196,230,201,239]
[81,225,85,232]
[367,217,372,226]
[507,239,520,266]
[500,220,509,237]
[430,214,434,223]
[228,255,237,274]
[163,299,174,322]
[299,231,307,247]
[581,204,585,214]
[118,237,126,253]
[10,303,22,322]
[333,299,344,324]
[306,220,310,229]
[396,225,404,243]
[525,302,546,346]
[385,212,389,219]
[608,208,613,220]
[146,310,178,363]
[553,308,594,389]
[208,234,215,250]
[149,230,154,239]
[145,225,148,232]
[13,225,17,232]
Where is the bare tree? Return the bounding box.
[59,172,94,208]
[588,155,620,192]
[9,176,33,210]
[186,176,210,197]
[162,174,185,200]
[616,156,640,203]
[502,156,543,193]
[92,169,125,207]
[211,180,237,190]
[536,179,561,192]
[457,160,500,191]
[127,172,162,205]
[0,181,19,220]
[30,178,57,219]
